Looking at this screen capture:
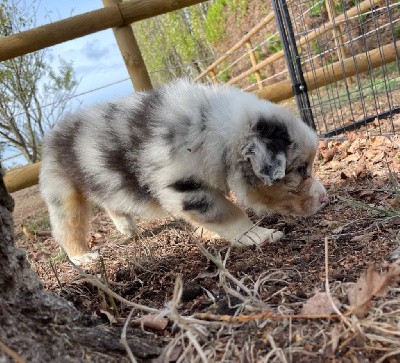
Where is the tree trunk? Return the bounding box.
[0,165,164,362]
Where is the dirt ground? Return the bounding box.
[11,131,400,362]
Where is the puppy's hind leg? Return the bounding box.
[47,189,97,265]
[106,208,137,236]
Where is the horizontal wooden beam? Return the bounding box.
[228,0,381,86]
[3,41,398,193]
[256,40,399,103]
[4,162,41,193]
[194,12,276,82]
[0,0,207,62]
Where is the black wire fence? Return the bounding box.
[195,0,399,137]
[275,0,400,137]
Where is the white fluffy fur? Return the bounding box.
[40,80,327,264]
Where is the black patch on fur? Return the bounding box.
[297,163,309,180]
[99,90,164,199]
[101,141,152,199]
[164,128,175,144]
[199,104,208,132]
[129,91,162,136]
[183,116,191,127]
[169,177,203,192]
[49,116,87,189]
[240,163,258,186]
[50,117,114,195]
[254,117,292,154]
[182,195,211,214]
[221,147,229,174]
[103,103,119,121]
[138,90,162,118]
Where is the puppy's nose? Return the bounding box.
[319,193,329,205]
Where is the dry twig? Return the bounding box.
[121,309,137,363]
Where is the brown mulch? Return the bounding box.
[12,133,400,362]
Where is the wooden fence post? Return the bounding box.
[102,0,152,91]
[245,39,263,90]
[325,0,354,85]
[208,69,218,84]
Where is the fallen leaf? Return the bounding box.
[354,164,369,179]
[301,290,341,315]
[321,147,337,162]
[346,262,400,317]
[319,140,328,149]
[338,140,351,154]
[343,153,361,163]
[372,151,386,164]
[387,198,400,208]
[359,190,374,198]
[115,314,168,331]
[370,136,393,149]
[346,132,358,143]
[350,231,375,243]
[22,226,34,238]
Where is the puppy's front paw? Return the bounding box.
[70,251,99,266]
[232,227,284,247]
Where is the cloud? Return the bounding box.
[82,39,111,60]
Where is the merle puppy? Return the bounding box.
[40,79,328,264]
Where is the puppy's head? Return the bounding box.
[241,106,328,216]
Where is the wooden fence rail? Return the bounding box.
[194,12,277,82]
[1,0,208,193]
[256,40,399,102]
[4,163,41,193]
[0,0,207,62]
[4,38,397,193]
[1,0,397,193]
[195,0,381,86]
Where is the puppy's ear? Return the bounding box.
[242,119,291,186]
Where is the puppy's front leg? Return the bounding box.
[159,185,283,247]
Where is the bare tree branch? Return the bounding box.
[0,0,78,163]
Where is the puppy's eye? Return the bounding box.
[297,163,309,180]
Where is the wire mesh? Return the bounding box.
[285,0,400,137]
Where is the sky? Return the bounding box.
[37,0,134,105]
[3,0,135,167]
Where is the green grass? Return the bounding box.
[25,216,51,235]
[248,74,258,84]
[216,62,231,82]
[315,63,400,105]
[339,166,400,219]
[309,0,325,17]
[311,39,325,55]
[266,34,283,54]
[205,0,228,43]
[334,0,344,14]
